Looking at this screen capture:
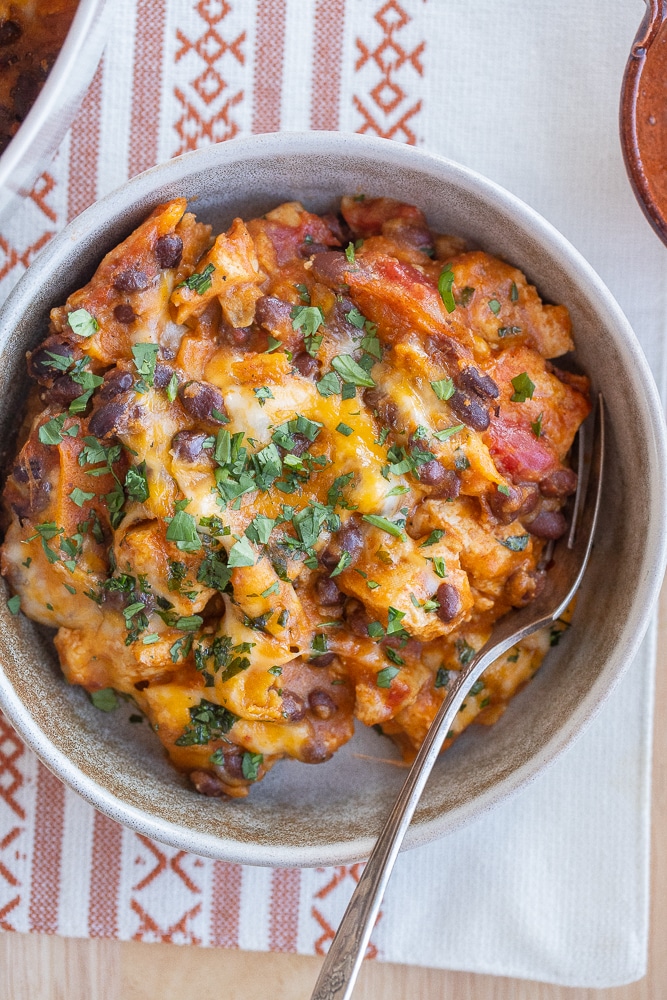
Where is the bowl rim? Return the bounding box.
[0,0,108,200]
[0,130,666,866]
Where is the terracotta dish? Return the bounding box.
[620,0,667,243]
[0,133,664,867]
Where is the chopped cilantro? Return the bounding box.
[67,309,99,338]
[124,462,149,503]
[90,688,118,712]
[384,647,405,666]
[38,414,67,446]
[362,514,405,539]
[69,487,95,507]
[317,372,341,397]
[166,510,201,552]
[175,699,238,746]
[433,423,464,441]
[438,266,456,313]
[459,286,475,306]
[488,299,501,315]
[242,752,263,781]
[227,535,256,568]
[498,326,522,338]
[420,529,445,547]
[510,281,519,301]
[497,484,511,496]
[431,556,447,578]
[435,667,449,689]
[295,283,310,304]
[7,594,21,615]
[131,343,159,387]
[531,412,543,438]
[430,378,455,401]
[336,422,354,437]
[510,372,535,402]
[291,305,325,356]
[456,638,476,665]
[500,534,529,552]
[376,665,400,688]
[329,551,351,578]
[331,355,375,387]
[254,386,274,406]
[345,243,356,265]
[177,262,215,295]
[166,372,179,402]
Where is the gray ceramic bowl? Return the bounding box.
[0,0,108,221]
[0,132,665,867]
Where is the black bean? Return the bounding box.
[309,251,349,288]
[154,234,183,269]
[254,295,292,331]
[99,369,134,400]
[486,483,539,524]
[178,380,225,422]
[281,690,307,722]
[153,363,174,389]
[527,510,568,540]
[316,576,341,606]
[0,19,21,46]
[28,342,74,383]
[436,583,461,623]
[448,390,490,432]
[190,770,228,797]
[88,400,126,439]
[223,751,245,779]
[457,366,499,400]
[11,480,51,519]
[321,212,350,244]
[308,689,337,719]
[320,518,363,570]
[292,352,320,379]
[171,430,207,462]
[418,462,460,499]
[310,652,335,667]
[45,375,82,405]
[11,72,39,120]
[344,597,370,637]
[539,468,578,498]
[12,456,44,484]
[113,304,136,324]
[113,268,149,293]
[300,241,330,257]
[287,433,310,457]
[362,387,399,427]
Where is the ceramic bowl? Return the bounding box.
[0,0,108,222]
[0,132,665,867]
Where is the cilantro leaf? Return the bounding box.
[499,534,529,552]
[131,343,159,386]
[291,305,325,356]
[227,536,256,568]
[67,309,99,338]
[438,267,456,313]
[362,514,406,540]
[90,688,118,712]
[510,372,535,402]
[430,378,455,401]
[69,487,96,507]
[376,666,400,688]
[177,262,215,295]
[166,510,202,552]
[124,462,149,503]
[331,355,375,387]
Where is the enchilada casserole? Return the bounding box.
[1,195,590,797]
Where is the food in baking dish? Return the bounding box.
[0,1,79,155]
[1,195,590,797]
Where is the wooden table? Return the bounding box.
[2,581,666,1000]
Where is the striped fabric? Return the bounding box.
[0,0,662,986]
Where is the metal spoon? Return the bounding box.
[310,396,605,1000]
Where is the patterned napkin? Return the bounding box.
[0,0,662,987]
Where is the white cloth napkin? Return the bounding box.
[0,0,662,987]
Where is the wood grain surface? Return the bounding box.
[2,579,666,1000]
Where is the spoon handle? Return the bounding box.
[308,639,513,1000]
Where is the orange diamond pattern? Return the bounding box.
[354,0,425,145]
[173,1,246,155]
